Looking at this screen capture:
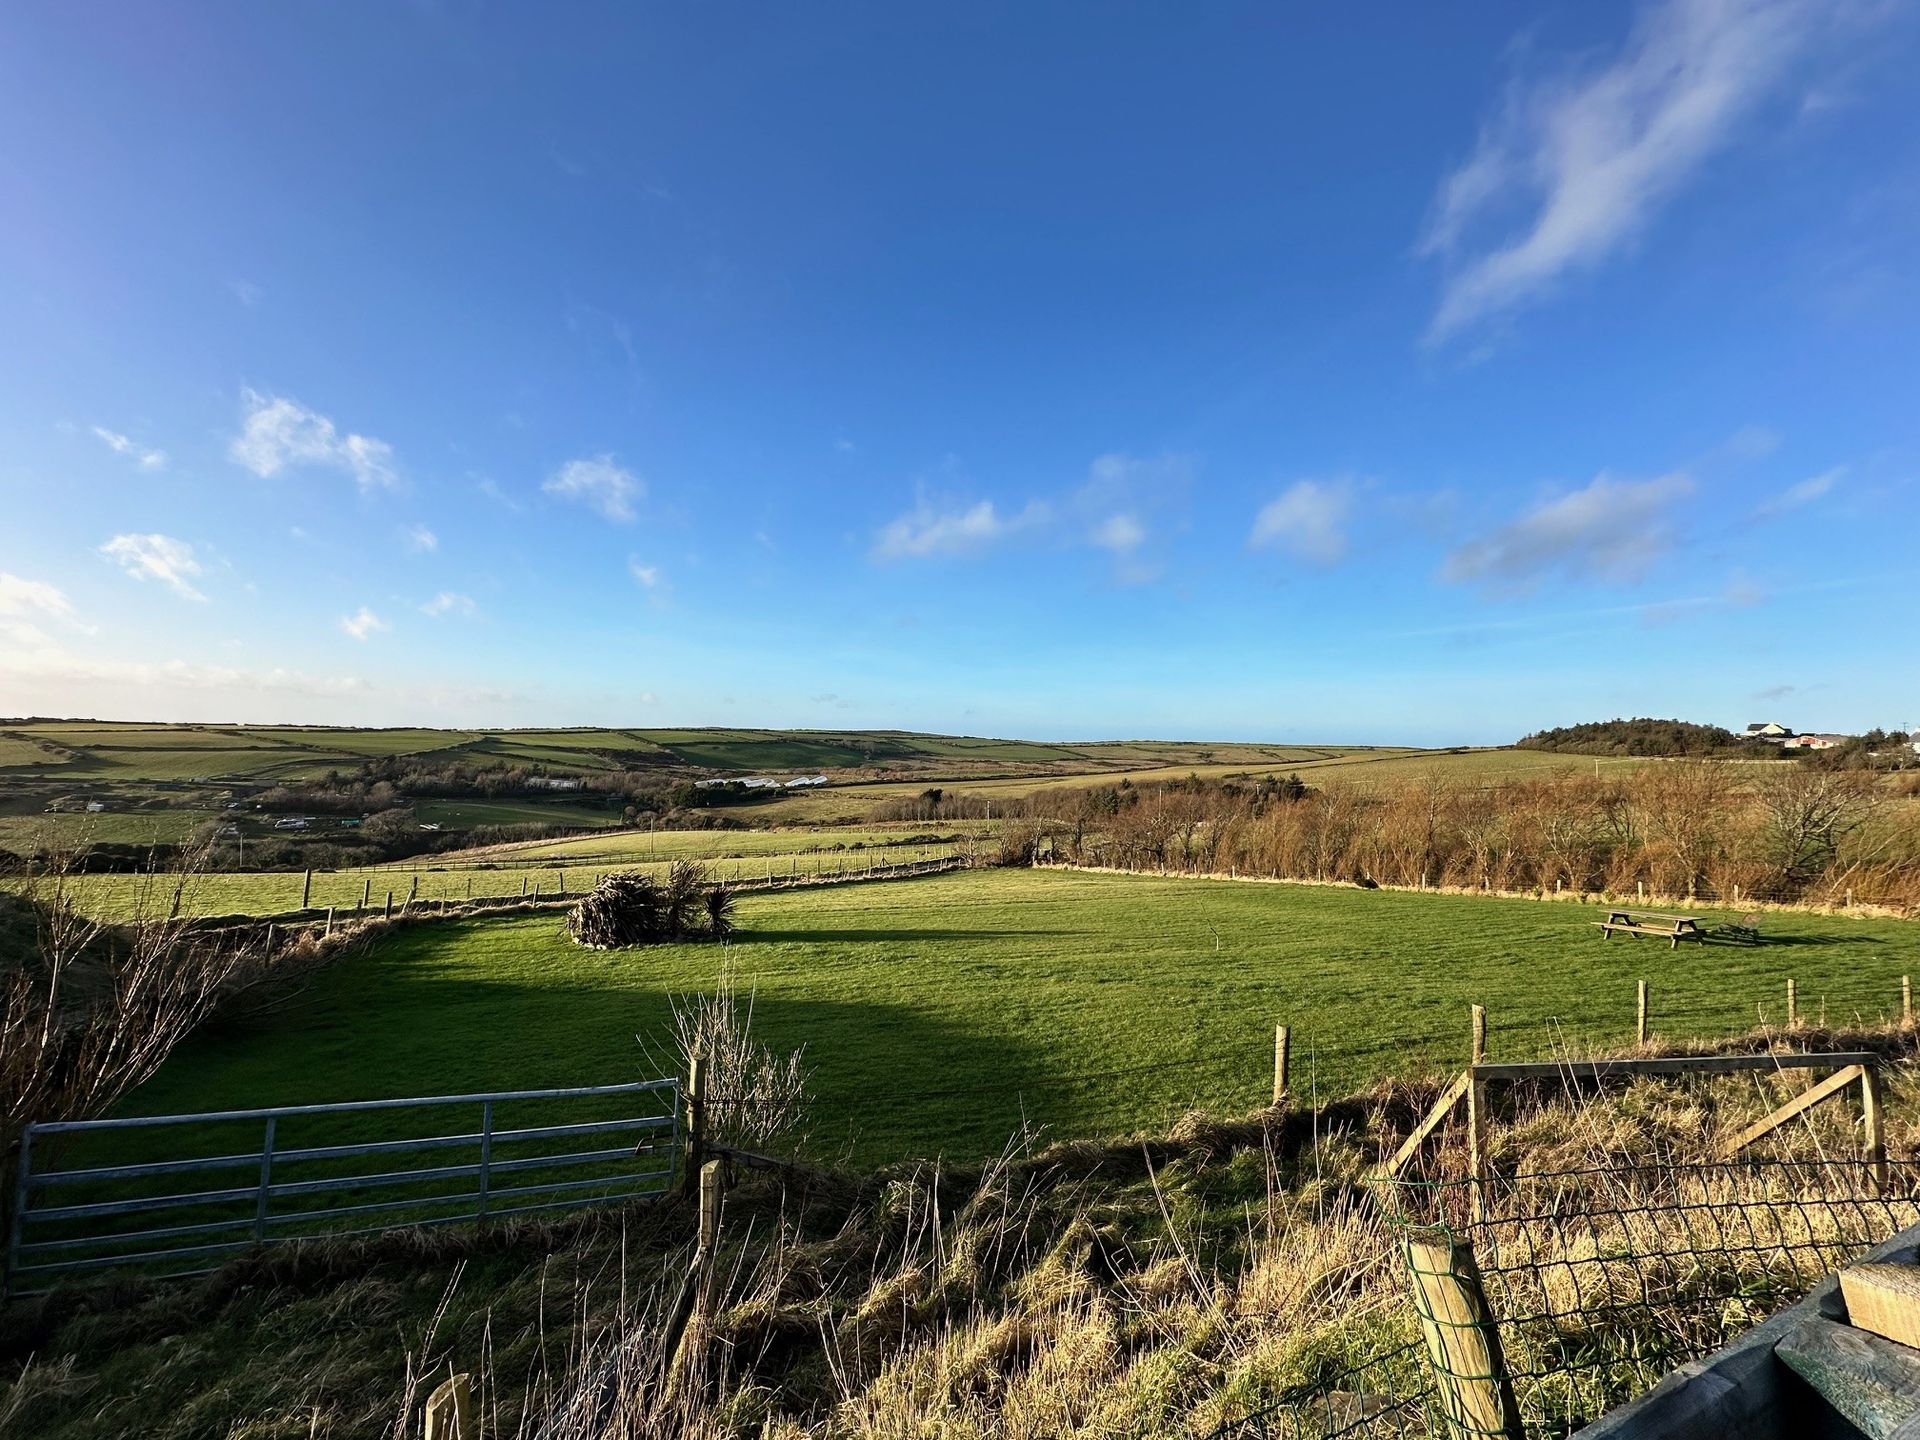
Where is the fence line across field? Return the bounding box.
[4,1077,681,1297]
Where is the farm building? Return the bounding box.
[1784,733,1848,750]
[1744,721,1794,740]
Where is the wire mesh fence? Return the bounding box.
[1211,1156,1920,1440]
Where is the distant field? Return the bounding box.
[124,868,1920,1165]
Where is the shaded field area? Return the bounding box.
[122,869,1920,1165]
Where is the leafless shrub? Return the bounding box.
[661,963,810,1156]
[2,845,255,1156]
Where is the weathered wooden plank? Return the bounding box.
[1377,1070,1471,1179]
[1476,1052,1876,1083]
[1717,1065,1865,1160]
[1844,1265,1920,1352]
[1776,1315,1920,1440]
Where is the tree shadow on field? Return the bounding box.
[735,927,1077,945]
[126,966,1059,1168]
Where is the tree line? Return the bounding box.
[998,765,1918,907]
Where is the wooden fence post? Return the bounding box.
[324,906,334,939]
[423,1372,474,1440]
[683,1052,706,1198]
[1863,1066,1888,1194]
[361,877,371,911]
[300,869,312,909]
[1904,976,1912,1029]
[384,891,393,921]
[1468,1006,1488,1225]
[1636,980,1649,1046]
[1404,1227,1525,1440]
[1272,1025,1291,1107]
[1787,978,1799,1029]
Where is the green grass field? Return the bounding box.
[122,869,1920,1165]
[25,828,982,919]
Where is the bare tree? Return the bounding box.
[3,847,253,1161]
[1752,766,1882,888]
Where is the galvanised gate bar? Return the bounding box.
[5,1078,681,1297]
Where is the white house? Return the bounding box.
[1744,722,1793,740]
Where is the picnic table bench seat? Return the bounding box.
[1596,910,1707,948]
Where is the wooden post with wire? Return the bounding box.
[682,1052,707,1199]
[1864,1065,1888,1194]
[423,1372,474,1440]
[1636,980,1649,1046]
[1468,1005,1489,1225]
[1404,1227,1524,1440]
[1272,1024,1291,1107]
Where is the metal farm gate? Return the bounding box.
[5,1078,681,1297]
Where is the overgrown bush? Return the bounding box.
[567,864,737,948]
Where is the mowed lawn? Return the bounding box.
[124,869,1920,1165]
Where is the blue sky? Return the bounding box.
[2,1,1916,744]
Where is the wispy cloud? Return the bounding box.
[1249,480,1353,566]
[627,558,663,589]
[0,572,78,622]
[421,591,476,618]
[92,426,166,469]
[340,606,390,641]
[1753,465,1843,520]
[1442,472,1693,586]
[1090,513,1147,554]
[229,388,398,490]
[401,523,439,553]
[99,533,207,601]
[230,279,264,308]
[1420,0,1824,343]
[544,455,642,522]
[873,496,1048,560]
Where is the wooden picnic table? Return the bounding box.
[1596,910,1706,948]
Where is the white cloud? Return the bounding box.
[421,591,476,618]
[230,279,264,308]
[1090,513,1147,554]
[1249,480,1352,566]
[229,388,398,490]
[627,558,662,588]
[0,572,77,622]
[402,523,439,553]
[543,455,642,522]
[873,497,1048,560]
[92,426,166,469]
[1420,0,1824,343]
[1753,465,1842,519]
[1442,471,1694,586]
[99,533,207,601]
[340,606,390,641]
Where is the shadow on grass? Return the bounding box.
[735,927,1078,944]
[123,965,1064,1169]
